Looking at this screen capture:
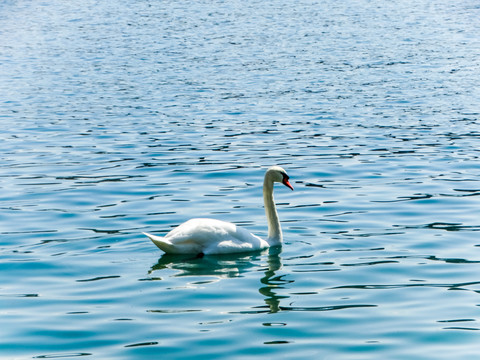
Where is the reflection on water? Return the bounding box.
[149,247,288,313]
[149,249,268,278]
[148,246,380,315]
[259,247,287,313]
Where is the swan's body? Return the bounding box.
[143,166,293,255]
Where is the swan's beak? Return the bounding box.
[283,179,294,191]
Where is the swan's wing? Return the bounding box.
[163,218,268,254]
[210,237,267,254]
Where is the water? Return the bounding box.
[1,0,480,358]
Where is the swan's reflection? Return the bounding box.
[149,246,290,313]
[259,247,292,313]
[149,251,262,278]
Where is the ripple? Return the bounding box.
[76,275,121,282]
[33,354,92,359]
[330,281,480,291]
[0,293,39,298]
[146,309,203,314]
[124,342,159,348]
[232,304,377,314]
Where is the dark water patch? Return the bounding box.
[55,175,142,184]
[393,223,480,232]
[99,214,126,219]
[0,229,58,235]
[146,211,176,216]
[437,319,476,323]
[289,292,318,296]
[78,228,134,234]
[335,247,386,252]
[285,261,335,267]
[425,256,480,264]
[138,277,164,282]
[33,354,92,359]
[340,260,399,267]
[341,231,405,238]
[124,342,159,348]
[387,255,480,265]
[146,309,202,314]
[199,320,233,325]
[304,182,326,188]
[76,275,121,282]
[324,211,367,218]
[372,193,434,203]
[66,312,89,315]
[291,268,341,273]
[287,203,322,208]
[232,304,377,314]
[331,281,480,291]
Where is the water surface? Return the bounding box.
[1,0,480,358]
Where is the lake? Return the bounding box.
[1,0,480,358]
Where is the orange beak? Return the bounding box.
[283,178,294,191]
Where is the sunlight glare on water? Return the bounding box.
[1,0,480,358]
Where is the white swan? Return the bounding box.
[143,166,293,255]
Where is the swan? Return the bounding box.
[143,166,293,255]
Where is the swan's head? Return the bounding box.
[266,166,294,190]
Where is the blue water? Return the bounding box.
[1,0,480,358]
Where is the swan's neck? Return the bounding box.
[263,178,282,245]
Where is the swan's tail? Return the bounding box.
[143,232,175,254]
